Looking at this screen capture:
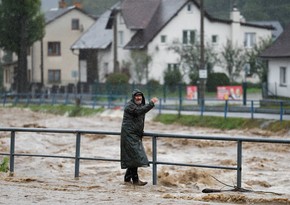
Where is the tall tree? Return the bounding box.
[245,37,272,82]
[168,40,219,84]
[0,0,45,93]
[130,50,152,84]
[221,40,246,83]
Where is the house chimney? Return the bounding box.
[59,0,67,9]
[230,4,240,23]
[230,4,241,46]
[73,1,82,9]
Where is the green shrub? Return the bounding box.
[163,67,182,92]
[106,73,130,95]
[106,72,129,84]
[0,157,9,172]
[147,79,160,93]
[206,72,230,92]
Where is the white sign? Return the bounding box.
[199,69,207,79]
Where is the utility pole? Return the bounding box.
[113,9,118,73]
[40,38,44,88]
[199,0,206,105]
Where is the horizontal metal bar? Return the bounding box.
[80,157,120,162]
[145,132,290,144]
[13,153,75,159]
[1,127,290,144]
[153,161,237,171]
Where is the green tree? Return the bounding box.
[245,37,273,82]
[0,0,45,93]
[163,65,182,92]
[130,50,152,84]
[221,40,246,83]
[168,40,219,85]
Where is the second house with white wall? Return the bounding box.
[73,0,274,86]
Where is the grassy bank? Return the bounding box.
[6,105,290,133]
[154,114,290,133]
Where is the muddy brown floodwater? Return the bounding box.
[0,107,290,204]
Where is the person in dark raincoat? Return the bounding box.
[120,89,158,186]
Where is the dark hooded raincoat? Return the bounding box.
[120,89,155,169]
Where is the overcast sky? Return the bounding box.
[41,0,59,12]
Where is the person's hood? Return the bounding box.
[131,89,145,105]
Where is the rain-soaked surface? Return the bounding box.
[0,107,290,204]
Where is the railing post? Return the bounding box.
[280,101,283,122]
[251,100,254,119]
[65,93,69,105]
[3,93,7,106]
[158,100,162,115]
[224,100,228,119]
[75,132,81,179]
[237,140,242,189]
[200,98,204,117]
[9,131,15,177]
[178,83,182,117]
[152,135,157,185]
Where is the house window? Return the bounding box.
[280,67,287,86]
[72,18,79,30]
[183,30,195,45]
[168,63,179,71]
[118,31,124,46]
[48,69,61,83]
[48,42,61,56]
[187,4,193,13]
[212,35,218,44]
[244,32,256,48]
[104,62,109,75]
[161,35,167,43]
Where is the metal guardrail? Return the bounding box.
[1,127,290,187]
[1,93,290,121]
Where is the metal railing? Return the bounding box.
[1,93,290,121]
[1,127,290,187]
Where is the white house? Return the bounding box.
[260,24,290,98]
[73,0,273,86]
[2,3,95,92]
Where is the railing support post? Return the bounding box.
[75,132,81,179]
[224,100,228,119]
[251,100,254,119]
[237,140,242,189]
[158,100,162,115]
[9,131,15,177]
[280,101,283,122]
[152,136,157,185]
